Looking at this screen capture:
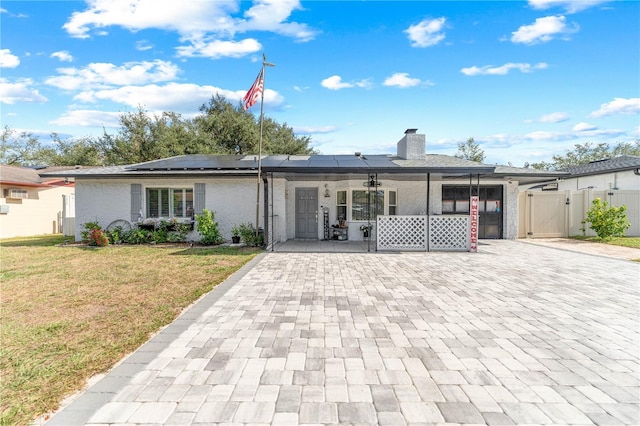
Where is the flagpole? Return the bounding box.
[255,54,275,242]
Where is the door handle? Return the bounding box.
[315,210,318,223]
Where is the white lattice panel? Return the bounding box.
[377,215,427,251]
[429,216,470,251]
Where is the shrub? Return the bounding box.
[581,198,631,240]
[195,209,224,245]
[81,221,101,242]
[238,222,264,247]
[105,226,125,244]
[122,228,152,244]
[88,228,109,247]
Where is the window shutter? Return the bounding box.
[194,183,205,214]
[131,184,142,222]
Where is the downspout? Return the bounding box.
[263,174,269,249]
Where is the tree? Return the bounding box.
[195,94,316,155]
[454,137,485,162]
[0,126,47,166]
[1,95,316,167]
[529,140,640,170]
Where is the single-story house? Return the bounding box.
[519,155,640,237]
[41,129,566,250]
[0,165,76,238]
[523,155,640,192]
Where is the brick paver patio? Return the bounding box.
[47,240,639,425]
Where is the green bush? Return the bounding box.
[81,221,101,242]
[195,209,224,245]
[121,228,152,244]
[581,198,630,240]
[238,222,264,247]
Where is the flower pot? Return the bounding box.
[232,236,241,244]
[363,230,369,238]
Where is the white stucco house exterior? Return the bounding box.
[42,129,565,250]
[519,155,640,237]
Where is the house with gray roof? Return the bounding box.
[519,156,640,238]
[41,129,566,250]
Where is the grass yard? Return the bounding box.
[0,235,261,425]
[571,235,640,249]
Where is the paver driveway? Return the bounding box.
[48,240,639,425]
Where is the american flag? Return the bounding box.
[243,68,264,111]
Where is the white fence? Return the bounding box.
[377,215,470,251]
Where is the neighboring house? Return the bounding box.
[519,156,640,237]
[0,165,76,239]
[41,129,565,250]
[523,155,640,192]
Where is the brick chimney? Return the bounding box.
[397,128,425,160]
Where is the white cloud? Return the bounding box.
[529,0,611,13]
[511,15,578,45]
[0,78,47,104]
[50,109,122,127]
[238,0,317,42]
[293,125,338,135]
[73,82,283,112]
[524,130,579,141]
[383,73,423,88]
[63,0,316,46]
[527,112,570,123]
[523,127,625,141]
[321,75,371,91]
[135,40,153,51]
[590,97,640,117]
[0,48,20,68]
[405,17,447,47]
[45,60,180,90]
[176,38,262,59]
[573,122,597,132]
[461,62,548,76]
[63,0,237,38]
[51,50,74,62]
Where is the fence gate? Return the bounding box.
[519,191,569,238]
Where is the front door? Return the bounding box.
[295,188,318,239]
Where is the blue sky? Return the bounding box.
[1,0,638,166]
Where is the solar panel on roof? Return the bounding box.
[336,158,367,167]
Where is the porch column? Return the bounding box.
[263,175,269,248]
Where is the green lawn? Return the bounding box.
[570,235,640,249]
[0,234,260,425]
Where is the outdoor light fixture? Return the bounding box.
[324,183,330,198]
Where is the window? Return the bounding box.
[388,190,397,215]
[442,185,502,214]
[146,188,193,218]
[334,189,397,221]
[336,190,347,221]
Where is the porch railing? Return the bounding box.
[377,215,470,251]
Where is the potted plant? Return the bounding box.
[360,223,373,238]
[231,225,241,244]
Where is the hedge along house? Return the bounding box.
[42,129,565,251]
